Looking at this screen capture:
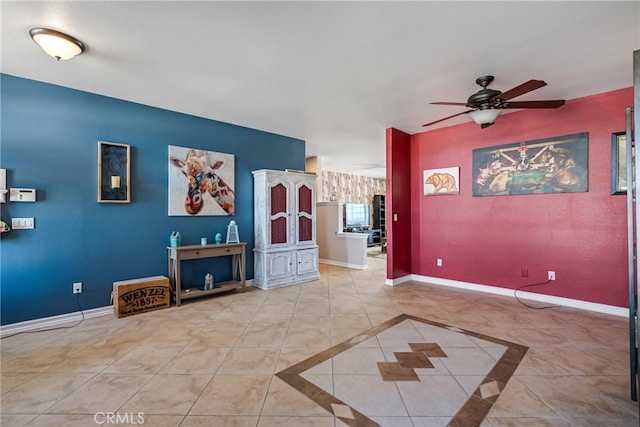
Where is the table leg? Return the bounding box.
[232,254,238,281]
[240,245,246,291]
[175,258,182,306]
[167,255,172,291]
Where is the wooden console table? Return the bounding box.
[167,242,246,306]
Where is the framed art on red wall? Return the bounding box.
[423,167,460,195]
[611,131,628,195]
[472,132,588,197]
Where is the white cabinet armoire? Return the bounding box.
[252,169,320,290]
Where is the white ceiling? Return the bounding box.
[2,1,639,178]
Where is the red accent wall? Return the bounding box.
[408,88,632,307]
[386,127,412,279]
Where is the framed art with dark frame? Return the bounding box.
[611,131,628,195]
[98,141,131,203]
[472,132,588,197]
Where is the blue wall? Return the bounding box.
[0,74,306,325]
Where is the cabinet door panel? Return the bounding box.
[269,183,289,245]
[268,251,293,280]
[298,216,312,243]
[297,249,318,276]
[297,183,314,243]
[271,216,288,245]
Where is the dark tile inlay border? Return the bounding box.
[276,314,528,427]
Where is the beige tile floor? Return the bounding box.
[1,256,638,426]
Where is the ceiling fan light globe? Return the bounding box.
[470,109,501,126]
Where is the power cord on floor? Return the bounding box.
[0,293,85,339]
[514,280,561,310]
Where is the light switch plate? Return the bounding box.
[11,218,35,229]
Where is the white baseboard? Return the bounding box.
[320,259,368,270]
[386,274,627,317]
[1,305,114,338]
[385,275,412,286]
[1,281,257,337]
[3,274,626,337]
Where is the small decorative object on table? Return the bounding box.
[226,220,239,244]
[169,231,181,247]
[215,232,223,244]
[204,273,214,290]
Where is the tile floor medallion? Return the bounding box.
[276,314,528,427]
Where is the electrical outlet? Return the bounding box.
[521,268,528,277]
[436,258,443,267]
[73,282,83,294]
[548,271,556,281]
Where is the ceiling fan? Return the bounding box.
[423,75,565,129]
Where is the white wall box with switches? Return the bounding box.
[9,188,36,202]
[11,218,34,230]
[0,169,7,203]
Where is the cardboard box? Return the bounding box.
[113,276,170,318]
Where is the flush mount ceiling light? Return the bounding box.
[29,27,85,61]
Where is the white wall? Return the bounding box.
[316,202,368,269]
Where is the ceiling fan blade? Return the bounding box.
[503,100,566,109]
[423,110,474,127]
[496,80,547,101]
[430,102,468,106]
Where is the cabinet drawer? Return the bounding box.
[177,245,241,260]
